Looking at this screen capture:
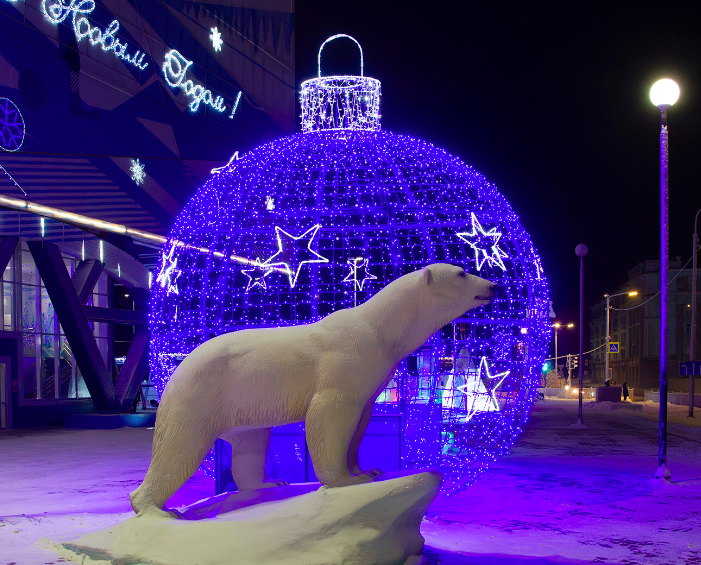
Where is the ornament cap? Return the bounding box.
[301,35,381,133]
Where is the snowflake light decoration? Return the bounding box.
[0,98,25,152]
[210,27,223,52]
[149,35,551,493]
[130,158,146,185]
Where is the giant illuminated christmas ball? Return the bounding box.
[150,35,551,493]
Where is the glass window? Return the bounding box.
[2,282,12,331]
[12,243,132,402]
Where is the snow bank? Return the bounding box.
[45,470,442,565]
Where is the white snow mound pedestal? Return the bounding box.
[45,469,442,565]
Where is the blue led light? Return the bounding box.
[149,36,551,493]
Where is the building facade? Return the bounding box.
[589,259,700,391]
[0,0,295,428]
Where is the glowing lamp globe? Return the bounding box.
[150,35,551,493]
[650,78,680,108]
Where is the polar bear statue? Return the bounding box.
[130,263,495,513]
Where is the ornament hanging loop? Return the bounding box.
[302,34,380,132]
[318,34,364,77]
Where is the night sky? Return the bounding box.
[295,2,701,356]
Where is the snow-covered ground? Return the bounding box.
[1,399,699,565]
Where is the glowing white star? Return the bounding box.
[457,213,508,271]
[156,244,181,295]
[241,259,274,291]
[210,27,223,52]
[263,224,328,288]
[130,159,146,185]
[266,196,275,211]
[211,151,240,175]
[456,356,509,423]
[343,257,377,291]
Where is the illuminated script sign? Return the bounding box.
[164,49,233,115]
[39,0,242,118]
[42,0,148,70]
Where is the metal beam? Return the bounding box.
[129,287,150,313]
[72,259,104,305]
[27,241,118,413]
[83,306,148,325]
[0,236,18,274]
[115,327,150,412]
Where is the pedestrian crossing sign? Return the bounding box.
[609,342,619,353]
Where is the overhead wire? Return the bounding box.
[545,254,694,363]
[609,255,693,311]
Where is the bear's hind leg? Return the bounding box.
[224,428,287,491]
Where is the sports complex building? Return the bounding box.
[0,0,295,428]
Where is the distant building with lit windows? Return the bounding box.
[589,259,700,392]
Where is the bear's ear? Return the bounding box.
[423,266,433,286]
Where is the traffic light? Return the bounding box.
[572,356,579,369]
[542,362,549,373]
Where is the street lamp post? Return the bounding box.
[575,244,588,427]
[605,294,610,383]
[604,290,638,384]
[690,208,700,417]
[650,78,680,480]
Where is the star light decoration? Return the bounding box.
[156,244,181,295]
[457,212,509,271]
[210,27,223,52]
[266,196,275,211]
[457,356,509,423]
[130,158,146,185]
[263,224,328,288]
[241,259,274,291]
[343,257,377,291]
[211,151,240,174]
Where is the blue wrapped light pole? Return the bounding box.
[690,208,700,418]
[650,78,680,481]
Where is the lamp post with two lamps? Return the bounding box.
[604,290,638,384]
[650,77,680,480]
[552,322,574,383]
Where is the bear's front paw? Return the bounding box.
[326,472,376,488]
[350,466,384,478]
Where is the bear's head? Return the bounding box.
[422,263,495,319]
